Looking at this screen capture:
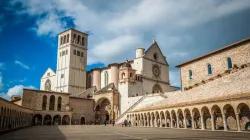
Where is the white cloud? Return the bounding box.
[0,85,36,100]
[14,60,30,69]
[9,0,250,86]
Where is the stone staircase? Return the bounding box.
[115,94,148,124]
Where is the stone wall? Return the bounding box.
[69,97,95,125]
[22,89,70,111]
[179,42,250,90]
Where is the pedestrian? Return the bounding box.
[112,120,115,126]
[128,120,131,127]
[104,120,107,126]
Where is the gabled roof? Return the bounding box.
[41,68,56,79]
[144,41,169,65]
[91,83,116,96]
[176,37,250,67]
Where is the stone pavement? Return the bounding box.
[1,125,250,140]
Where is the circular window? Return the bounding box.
[152,65,160,77]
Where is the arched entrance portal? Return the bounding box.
[53,115,61,125]
[62,115,70,125]
[81,117,86,125]
[95,98,111,124]
[43,115,52,125]
[33,114,42,125]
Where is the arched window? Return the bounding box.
[77,35,81,44]
[87,75,92,88]
[66,34,69,43]
[63,35,66,44]
[57,97,62,111]
[73,34,76,43]
[152,84,162,93]
[189,70,193,80]
[82,37,85,46]
[104,71,109,86]
[227,57,232,69]
[60,37,63,45]
[49,95,55,111]
[207,64,212,74]
[130,73,133,78]
[44,79,51,91]
[121,72,125,79]
[42,95,47,110]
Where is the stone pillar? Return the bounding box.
[176,116,179,128]
[147,117,149,127]
[222,114,228,131]
[92,68,101,90]
[211,114,215,131]
[170,116,173,128]
[236,113,241,131]
[154,118,157,127]
[183,116,187,129]
[191,116,195,129]
[151,118,153,127]
[160,118,163,127]
[201,115,205,130]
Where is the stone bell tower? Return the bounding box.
[56,28,88,95]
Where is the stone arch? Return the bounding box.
[43,114,52,125]
[57,96,62,111]
[62,115,70,125]
[177,109,184,128]
[94,97,111,124]
[42,95,47,110]
[171,110,177,128]
[223,104,237,131]
[184,108,192,128]
[49,95,55,110]
[152,84,162,93]
[201,106,211,130]
[33,114,42,125]
[160,111,165,127]
[155,111,160,127]
[192,108,201,129]
[165,110,171,127]
[53,115,61,125]
[81,116,86,125]
[211,104,223,130]
[237,103,250,130]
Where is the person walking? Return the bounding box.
[112,120,115,126]
[104,120,107,126]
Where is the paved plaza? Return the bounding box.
[1,125,250,140]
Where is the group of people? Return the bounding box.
[104,120,115,126]
[122,119,131,127]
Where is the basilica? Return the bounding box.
[0,28,250,132]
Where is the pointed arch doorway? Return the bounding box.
[80,116,86,125]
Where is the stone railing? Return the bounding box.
[116,94,147,124]
[0,98,33,134]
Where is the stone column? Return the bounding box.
[236,113,241,131]
[201,115,205,130]
[147,117,149,127]
[154,118,157,127]
[183,116,187,129]
[160,118,163,127]
[191,116,195,129]
[170,115,173,128]
[222,114,228,131]
[151,118,153,127]
[176,116,180,128]
[211,114,215,131]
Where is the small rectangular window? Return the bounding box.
[81,52,83,57]
[60,52,62,57]
[47,73,50,76]
[62,51,65,56]
[77,50,80,56]
[61,74,64,78]
[73,50,76,55]
[66,50,68,55]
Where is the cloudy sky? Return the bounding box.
[0,0,250,100]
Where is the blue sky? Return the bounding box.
[0,0,250,100]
